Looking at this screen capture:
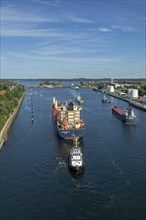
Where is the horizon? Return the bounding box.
[1,0,146,79]
[1,77,145,81]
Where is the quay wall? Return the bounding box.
[94,88,146,111]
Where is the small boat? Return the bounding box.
[77,105,82,111]
[102,94,110,103]
[70,83,74,89]
[68,138,84,173]
[112,106,136,123]
[76,94,84,105]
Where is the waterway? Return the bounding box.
[0,87,146,220]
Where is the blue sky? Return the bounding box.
[1,0,145,79]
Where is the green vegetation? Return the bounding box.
[138,85,146,96]
[0,81,25,131]
[96,82,109,90]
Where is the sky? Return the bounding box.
[0,0,146,79]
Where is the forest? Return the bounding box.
[0,81,25,131]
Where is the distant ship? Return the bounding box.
[76,94,84,105]
[112,106,136,123]
[70,83,74,89]
[68,138,84,173]
[52,97,85,139]
[102,94,110,103]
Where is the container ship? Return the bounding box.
[52,97,85,139]
[112,106,136,123]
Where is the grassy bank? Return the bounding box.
[0,93,25,149]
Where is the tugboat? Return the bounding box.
[102,93,110,103]
[68,138,84,173]
[112,106,136,123]
[76,94,84,105]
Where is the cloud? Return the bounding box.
[98,27,112,32]
[112,25,135,32]
[31,0,61,7]
[1,25,96,40]
[1,4,94,24]
[98,25,136,33]
[1,27,66,37]
[3,50,120,65]
[1,6,61,23]
[64,12,94,24]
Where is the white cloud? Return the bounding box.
[98,27,112,32]
[1,6,60,23]
[31,0,62,7]
[1,5,94,24]
[98,25,136,33]
[3,50,119,63]
[64,13,94,24]
[1,27,66,37]
[112,25,135,32]
[1,25,97,40]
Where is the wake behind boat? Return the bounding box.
[112,106,136,124]
[52,97,85,139]
[68,138,84,173]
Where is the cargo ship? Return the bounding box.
[52,97,85,139]
[112,106,136,123]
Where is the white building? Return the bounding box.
[107,85,114,93]
[127,89,138,99]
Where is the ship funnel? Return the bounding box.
[55,99,58,109]
[53,97,56,105]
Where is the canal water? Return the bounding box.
[0,87,146,220]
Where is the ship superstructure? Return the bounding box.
[52,97,85,139]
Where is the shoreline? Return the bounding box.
[93,88,146,112]
[0,93,25,150]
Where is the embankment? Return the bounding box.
[0,93,25,150]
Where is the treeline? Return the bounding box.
[0,82,25,131]
[138,85,146,96]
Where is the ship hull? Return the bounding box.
[112,109,127,122]
[102,99,110,103]
[68,157,84,173]
[68,164,84,173]
[57,128,85,139]
[112,106,135,124]
[52,115,85,139]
